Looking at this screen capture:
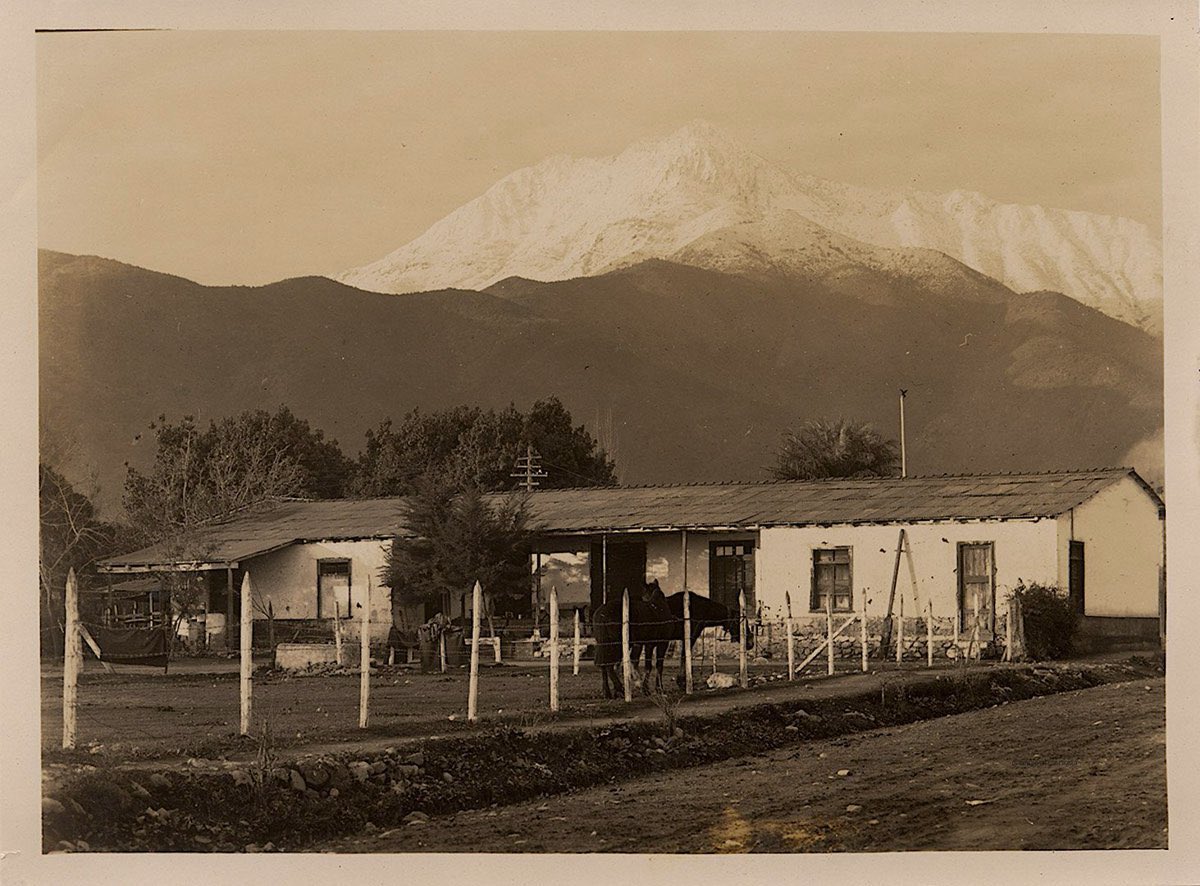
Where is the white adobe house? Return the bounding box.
[98,468,1165,650]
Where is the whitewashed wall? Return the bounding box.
[1061,476,1163,617]
[242,539,393,640]
[757,520,1060,627]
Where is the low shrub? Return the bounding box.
[1012,582,1077,660]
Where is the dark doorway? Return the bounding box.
[1069,540,1085,615]
[589,539,647,613]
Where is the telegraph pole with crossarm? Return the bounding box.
[511,443,549,492]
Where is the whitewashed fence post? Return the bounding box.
[825,590,835,676]
[468,581,482,722]
[439,626,447,674]
[334,599,344,666]
[240,572,253,735]
[785,591,795,681]
[1005,593,1013,662]
[62,568,80,750]
[682,531,693,695]
[572,607,581,676]
[359,576,371,728]
[860,591,869,672]
[927,598,934,667]
[621,588,632,703]
[549,585,560,713]
[896,594,904,665]
[738,589,748,689]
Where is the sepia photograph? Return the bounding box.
[5,2,1199,882]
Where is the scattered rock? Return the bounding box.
[403,751,425,767]
[42,797,65,815]
[846,804,863,813]
[230,770,252,787]
[289,770,307,792]
[396,764,420,778]
[836,769,851,777]
[244,844,262,853]
[784,725,799,733]
[442,772,455,783]
[329,788,339,798]
[129,782,151,799]
[300,763,330,790]
[349,762,371,782]
[54,840,75,852]
[149,773,171,789]
[403,811,430,824]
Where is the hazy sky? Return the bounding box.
[37,30,1161,286]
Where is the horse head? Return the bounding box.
[726,602,755,650]
[642,578,666,605]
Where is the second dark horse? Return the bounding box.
[591,580,675,697]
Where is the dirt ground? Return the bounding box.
[321,677,1167,853]
[41,657,951,761]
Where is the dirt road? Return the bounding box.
[325,678,1166,852]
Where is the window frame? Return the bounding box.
[810,546,854,613]
[316,557,352,619]
[707,539,756,612]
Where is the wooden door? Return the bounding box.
[958,542,995,636]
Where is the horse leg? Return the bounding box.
[601,665,612,699]
[656,643,666,692]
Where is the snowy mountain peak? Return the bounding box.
[335,121,1163,332]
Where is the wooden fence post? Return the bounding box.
[785,591,795,681]
[860,591,869,672]
[683,587,694,695]
[359,577,371,728]
[927,598,934,667]
[738,589,748,689]
[334,599,343,666]
[825,590,835,672]
[439,626,447,674]
[1004,593,1013,662]
[468,580,482,722]
[62,568,80,750]
[549,585,560,713]
[895,594,904,665]
[572,607,582,676]
[240,571,253,736]
[621,588,632,703]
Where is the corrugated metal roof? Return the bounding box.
[99,468,1154,570]
[515,469,1146,532]
[100,498,412,570]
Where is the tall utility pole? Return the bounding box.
[511,443,548,492]
[899,389,908,478]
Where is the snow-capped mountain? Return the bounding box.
[335,120,1162,332]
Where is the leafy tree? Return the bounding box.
[771,418,899,481]
[39,463,125,656]
[121,407,351,641]
[353,397,616,496]
[382,474,532,631]
[123,407,351,545]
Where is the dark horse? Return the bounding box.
[665,591,753,687]
[629,580,674,693]
[591,580,675,697]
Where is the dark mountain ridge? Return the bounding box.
[38,249,1162,515]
